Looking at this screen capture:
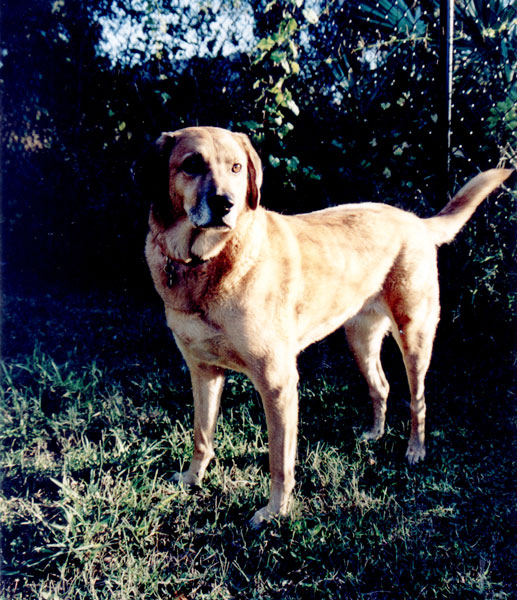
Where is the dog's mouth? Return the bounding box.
[197,222,233,231]
[189,197,238,230]
[189,212,235,230]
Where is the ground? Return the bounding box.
[1,279,515,599]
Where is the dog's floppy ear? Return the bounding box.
[133,132,177,225]
[155,131,177,156]
[235,132,263,210]
[151,132,178,225]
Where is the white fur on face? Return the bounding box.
[188,198,239,230]
[188,199,213,229]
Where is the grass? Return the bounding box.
[1,284,515,599]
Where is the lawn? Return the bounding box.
[1,282,515,599]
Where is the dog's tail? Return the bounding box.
[426,168,513,246]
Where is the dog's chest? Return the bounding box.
[164,305,245,370]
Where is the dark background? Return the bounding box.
[1,0,515,370]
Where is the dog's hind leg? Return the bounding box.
[345,306,391,441]
[173,360,225,486]
[390,285,440,464]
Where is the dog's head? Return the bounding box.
[153,126,263,230]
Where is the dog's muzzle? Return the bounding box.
[190,194,236,229]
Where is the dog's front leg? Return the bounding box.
[250,364,299,527]
[173,361,225,487]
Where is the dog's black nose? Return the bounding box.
[209,195,234,216]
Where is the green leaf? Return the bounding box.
[271,50,287,64]
[287,156,300,171]
[287,99,300,116]
[286,18,298,35]
[290,61,300,75]
[257,37,276,52]
[281,59,291,73]
[241,120,261,131]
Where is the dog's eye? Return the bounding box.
[232,163,242,173]
[181,154,206,176]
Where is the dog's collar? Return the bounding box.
[162,253,206,288]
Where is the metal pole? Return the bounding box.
[440,0,454,202]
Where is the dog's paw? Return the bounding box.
[249,506,274,529]
[361,428,384,442]
[172,471,200,487]
[405,443,426,464]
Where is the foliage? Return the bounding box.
[95,0,255,68]
[2,0,514,272]
[247,1,304,139]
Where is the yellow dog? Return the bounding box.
[145,126,512,526]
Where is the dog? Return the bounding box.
[144,125,512,526]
